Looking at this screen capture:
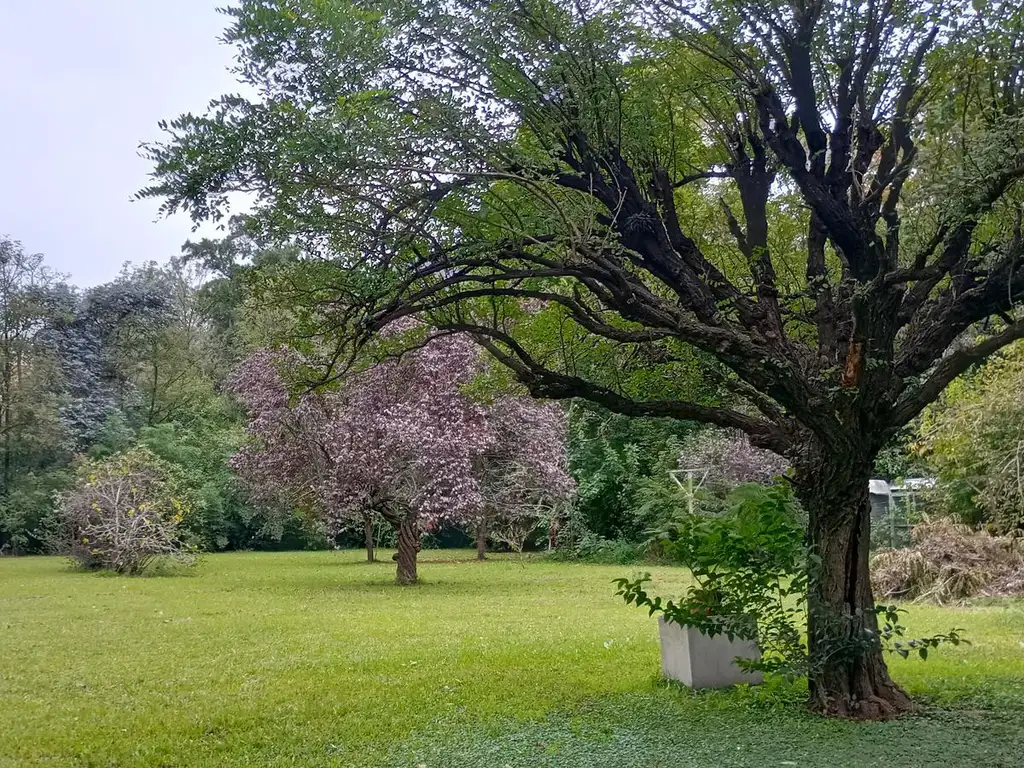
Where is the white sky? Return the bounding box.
[0,1,241,286]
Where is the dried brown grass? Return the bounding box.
[871,518,1024,604]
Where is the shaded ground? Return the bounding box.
[1,550,1022,767]
[387,693,1023,768]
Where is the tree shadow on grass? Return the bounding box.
[377,688,1024,768]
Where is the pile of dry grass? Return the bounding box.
[871,518,1024,604]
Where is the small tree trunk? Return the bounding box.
[475,516,487,561]
[364,514,375,563]
[797,454,913,720]
[394,513,419,585]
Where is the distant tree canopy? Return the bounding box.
[0,235,310,555]
[0,237,74,552]
[141,0,1024,717]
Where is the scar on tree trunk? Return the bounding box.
[800,463,913,719]
[841,341,865,388]
[393,513,420,585]
[476,515,487,561]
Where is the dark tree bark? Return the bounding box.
[475,516,487,561]
[795,449,913,718]
[363,514,375,563]
[394,513,420,586]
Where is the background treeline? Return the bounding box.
[2,227,1021,556]
[0,230,316,554]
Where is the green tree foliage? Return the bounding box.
[180,217,307,374]
[917,342,1024,533]
[136,420,244,551]
[0,237,75,553]
[0,234,331,554]
[567,403,694,541]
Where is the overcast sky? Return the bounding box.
[1,1,241,286]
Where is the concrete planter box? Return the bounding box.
[657,616,764,689]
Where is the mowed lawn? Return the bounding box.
[2,551,1023,767]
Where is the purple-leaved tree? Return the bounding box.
[321,332,490,584]
[679,429,790,489]
[477,397,576,558]
[226,349,346,549]
[230,333,574,583]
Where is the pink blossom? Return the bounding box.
[227,334,575,548]
[679,429,788,487]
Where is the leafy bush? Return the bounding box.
[581,535,649,564]
[0,469,74,555]
[57,447,197,574]
[616,485,965,678]
[546,500,650,564]
[136,420,249,550]
[617,484,807,674]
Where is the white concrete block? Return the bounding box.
[657,616,764,688]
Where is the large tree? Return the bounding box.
[142,0,1024,716]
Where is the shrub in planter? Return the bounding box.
[616,484,807,680]
[617,484,967,683]
[58,446,197,574]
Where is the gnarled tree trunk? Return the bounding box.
[475,516,487,561]
[363,514,375,563]
[796,452,913,719]
[394,513,420,585]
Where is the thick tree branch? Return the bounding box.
[460,324,789,451]
[891,320,1024,426]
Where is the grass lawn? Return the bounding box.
[2,550,1023,767]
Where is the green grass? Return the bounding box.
[1,551,1022,767]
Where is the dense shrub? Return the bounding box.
[617,484,807,674]
[617,485,964,677]
[58,447,197,574]
[556,426,792,563]
[548,532,649,564]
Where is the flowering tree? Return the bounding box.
[229,334,574,582]
[321,333,490,583]
[679,429,789,489]
[226,349,345,549]
[477,398,575,557]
